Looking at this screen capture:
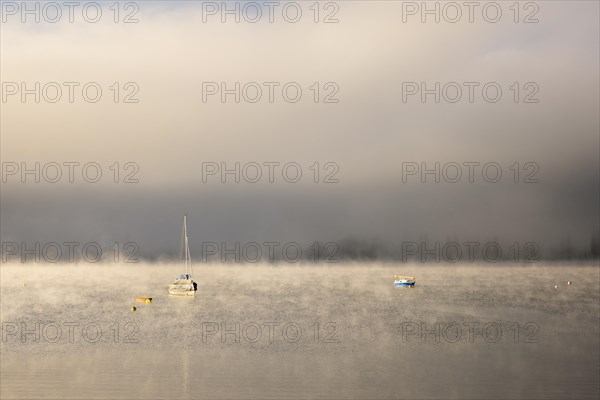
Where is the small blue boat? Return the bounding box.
[393,275,416,287]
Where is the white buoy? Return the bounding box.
[554,285,558,289]
[567,281,572,285]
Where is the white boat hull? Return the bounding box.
[169,279,196,296]
[168,288,196,296]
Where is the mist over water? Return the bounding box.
[2,262,599,399]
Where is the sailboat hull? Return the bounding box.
[168,289,196,296]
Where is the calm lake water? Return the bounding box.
[2,263,599,399]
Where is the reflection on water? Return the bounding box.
[3,346,599,399]
[1,263,599,399]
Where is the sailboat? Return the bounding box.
[168,215,197,296]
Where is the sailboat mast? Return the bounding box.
[183,214,189,274]
[182,214,193,277]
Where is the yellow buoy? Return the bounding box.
[145,298,152,303]
[131,306,137,312]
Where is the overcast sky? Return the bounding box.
[1,1,598,260]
